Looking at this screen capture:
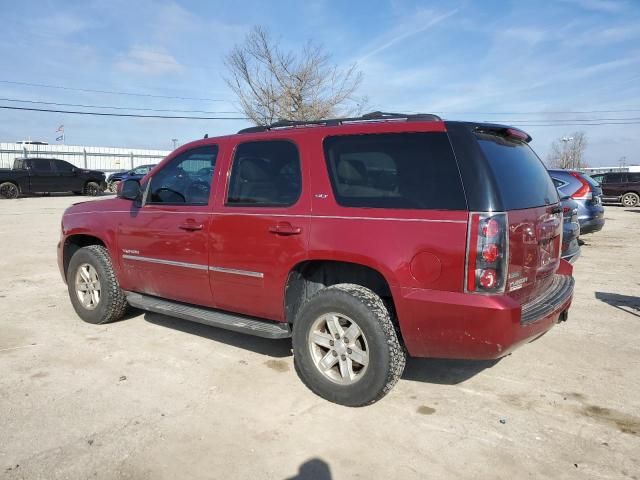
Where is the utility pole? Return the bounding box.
[171,138,179,149]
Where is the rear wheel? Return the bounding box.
[0,182,19,199]
[621,192,639,207]
[292,284,406,407]
[84,181,101,196]
[67,245,128,324]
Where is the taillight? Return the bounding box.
[569,172,592,200]
[466,212,508,294]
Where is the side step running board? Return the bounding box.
[125,292,292,339]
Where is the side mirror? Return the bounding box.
[118,179,141,201]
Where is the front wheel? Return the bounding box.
[108,180,121,193]
[621,192,639,207]
[67,245,128,324]
[292,284,406,407]
[84,181,102,196]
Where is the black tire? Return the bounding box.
[621,192,639,207]
[67,245,128,324]
[73,191,83,195]
[84,181,101,196]
[0,182,19,199]
[292,283,406,407]
[108,180,121,193]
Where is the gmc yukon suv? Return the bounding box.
[58,112,574,406]
[0,157,106,198]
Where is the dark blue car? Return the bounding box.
[549,169,605,235]
[106,164,156,192]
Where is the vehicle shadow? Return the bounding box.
[595,291,640,318]
[286,458,332,480]
[144,311,500,383]
[143,312,292,358]
[403,357,500,384]
[625,209,640,213]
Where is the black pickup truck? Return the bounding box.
[0,158,106,199]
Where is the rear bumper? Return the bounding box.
[578,215,604,234]
[395,272,574,360]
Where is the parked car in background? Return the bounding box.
[589,172,640,207]
[59,112,575,406]
[0,157,106,199]
[549,169,605,234]
[560,195,580,262]
[106,164,157,192]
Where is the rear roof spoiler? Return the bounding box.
[471,123,532,143]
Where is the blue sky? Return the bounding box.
[0,0,639,165]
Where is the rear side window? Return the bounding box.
[323,132,466,210]
[227,140,301,206]
[476,134,558,209]
[28,159,53,173]
[606,173,624,183]
[629,173,640,182]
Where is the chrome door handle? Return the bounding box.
[268,222,302,235]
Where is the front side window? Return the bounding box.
[607,173,624,183]
[323,132,466,210]
[148,146,217,205]
[227,140,301,206]
[55,160,75,172]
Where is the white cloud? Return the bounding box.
[357,8,459,63]
[115,47,184,75]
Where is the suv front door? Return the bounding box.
[117,145,219,306]
[210,139,310,321]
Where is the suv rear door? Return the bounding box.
[52,159,80,192]
[210,139,310,321]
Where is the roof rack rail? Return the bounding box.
[237,111,442,134]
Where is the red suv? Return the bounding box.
[58,112,574,406]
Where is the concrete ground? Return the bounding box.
[0,195,638,480]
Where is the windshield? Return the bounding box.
[476,133,559,209]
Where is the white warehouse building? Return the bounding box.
[0,142,170,172]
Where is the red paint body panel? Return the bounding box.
[58,119,574,361]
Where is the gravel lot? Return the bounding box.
[1,195,638,479]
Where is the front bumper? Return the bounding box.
[395,271,574,360]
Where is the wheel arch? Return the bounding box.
[284,259,397,325]
[63,234,106,280]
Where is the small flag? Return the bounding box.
[56,125,64,132]
[56,135,64,142]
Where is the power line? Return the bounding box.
[3,104,640,126]
[0,105,248,120]
[0,97,241,114]
[0,79,231,102]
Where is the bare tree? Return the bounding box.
[547,132,588,169]
[224,26,366,126]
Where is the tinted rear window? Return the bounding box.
[323,132,466,210]
[476,134,558,209]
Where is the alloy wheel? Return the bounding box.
[75,263,101,310]
[308,313,369,385]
